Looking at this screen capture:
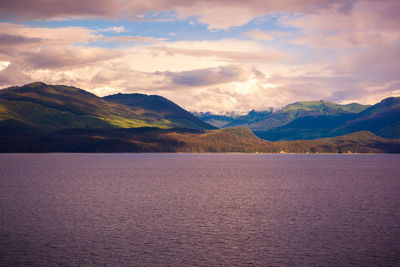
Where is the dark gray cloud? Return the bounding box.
[0,33,45,55]
[0,0,117,20]
[0,33,43,45]
[163,65,248,87]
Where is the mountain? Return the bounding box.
[253,113,357,141]
[104,93,214,130]
[0,82,214,132]
[334,97,400,138]
[195,98,400,141]
[192,112,236,128]
[254,97,400,141]
[225,109,274,128]
[226,100,369,131]
[194,100,369,131]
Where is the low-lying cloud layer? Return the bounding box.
[0,0,399,113]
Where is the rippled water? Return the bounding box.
[0,154,399,266]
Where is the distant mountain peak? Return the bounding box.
[22,81,47,87]
[379,96,400,106]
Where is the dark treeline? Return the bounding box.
[1,126,400,153]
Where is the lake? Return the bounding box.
[0,153,399,266]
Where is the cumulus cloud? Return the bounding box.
[177,71,294,113]
[26,46,121,69]
[0,61,10,71]
[0,60,31,85]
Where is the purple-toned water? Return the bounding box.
[0,154,399,266]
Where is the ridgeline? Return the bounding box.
[1,82,399,153]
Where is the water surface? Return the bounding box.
[0,154,399,266]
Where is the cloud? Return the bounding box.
[148,39,287,63]
[26,46,121,69]
[284,0,400,48]
[0,23,97,44]
[0,33,43,46]
[163,65,250,87]
[283,0,400,33]
[0,0,120,21]
[92,65,255,92]
[0,23,98,56]
[98,26,126,33]
[175,70,294,113]
[0,60,31,85]
[330,43,400,83]
[245,29,291,41]
[0,0,361,29]
[102,35,165,43]
[0,61,10,71]
[109,39,287,74]
[152,46,286,63]
[166,0,358,29]
[291,31,400,48]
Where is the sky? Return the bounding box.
[0,0,399,113]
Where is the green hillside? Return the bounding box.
[254,113,357,141]
[104,93,215,130]
[281,100,368,113]
[0,82,214,132]
[333,97,400,138]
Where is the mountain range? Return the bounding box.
[195,98,400,141]
[0,82,399,153]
